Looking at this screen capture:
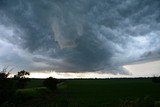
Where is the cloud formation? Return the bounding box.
[0,0,160,74]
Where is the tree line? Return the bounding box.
[0,67,59,106]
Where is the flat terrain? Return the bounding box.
[60,79,160,107]
[4,78,160,107]
[17,79,160,107]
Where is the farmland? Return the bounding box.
[1,78,160,107]
[59,79,160,107]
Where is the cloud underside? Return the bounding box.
[0,0,160,75]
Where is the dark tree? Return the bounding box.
[43,77,58,91]
[0,67,16,106]
[152,76,160,83]
[14,70,30,89]
[14,70,30,79]
[0,67,11,79]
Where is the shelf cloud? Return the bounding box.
[0,0,160,75]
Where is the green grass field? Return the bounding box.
[4,78,160,107]
[59,79,160,107]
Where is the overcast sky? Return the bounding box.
[0,0,160,77]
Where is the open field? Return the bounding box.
[2,78,160,107]
[61,79,160,107]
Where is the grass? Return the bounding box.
[16,87,50,97]
[3,78,160,107]
[26,79,44,88]
[58,79,160,107]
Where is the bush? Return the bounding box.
[16,78,30,89]
[119,96,154,107]
[43,77,58,91]
[0,69,17,106]
[14,70,30,89]
[152,76,160,83]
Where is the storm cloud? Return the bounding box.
[0,0,160,74]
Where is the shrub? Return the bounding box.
[0,67,10,79]
[155,101,160,107]
[0,68,17,106]
[119,96,154,107]
[43,77,58,91]
[14,70,30,89]
[16,78,30,89]
[152,76,160,83]
[14,70,30,79]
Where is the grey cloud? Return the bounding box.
[0,0,160,74]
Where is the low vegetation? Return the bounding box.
[0,67,16,106]
[0,68,160,107]
[43,77,58,91]
[152,76,160,83]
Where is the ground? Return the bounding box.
[2,78,160,107]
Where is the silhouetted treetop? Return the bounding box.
[14,70,30,78]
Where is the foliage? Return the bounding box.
[0,67,11,79]
[43,77,58,91]
[16,78,31,89]
[14,70,30,79]
[14,70,30,89]
[0,67,16,106]
[14,87,51,103]
[1,78,160,107]
[0,68,31,105]
[152,76,160,83]
[25,79,44,88]
[154,101,160,107]
[119,96,154,107]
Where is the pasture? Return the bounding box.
[60,79,160,107]
[2,78,160,107]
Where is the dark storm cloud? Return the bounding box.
[0,0,160,74]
